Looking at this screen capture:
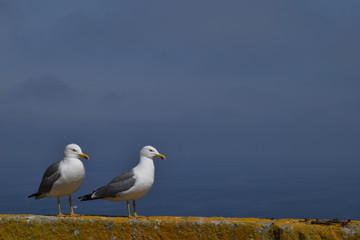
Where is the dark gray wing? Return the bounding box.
[93,170,135,198]
[37,162,61,194]
[109,170,134,184]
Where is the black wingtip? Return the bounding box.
[28,193,40,198]
[78,194,93,201]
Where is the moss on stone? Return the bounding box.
[0,215,359,239]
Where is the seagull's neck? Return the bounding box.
[135,156,155,170]
[62,157,81,163]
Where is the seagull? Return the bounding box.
[28,143,89,216]
[79,145,165,217]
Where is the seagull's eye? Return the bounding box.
[149,149,154,152]
[72,149,76,152]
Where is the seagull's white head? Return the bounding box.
[140,146,166,160]
[64,143,89,160]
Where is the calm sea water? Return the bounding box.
[1,158,360,219]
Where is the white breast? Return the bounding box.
[47,158,85,197]
[130,164,155,199]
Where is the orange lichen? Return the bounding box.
[0,215,359,240]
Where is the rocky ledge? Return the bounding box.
[0,215,359,239]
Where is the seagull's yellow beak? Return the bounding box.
[79,153,89,160]
[155,153,166,159]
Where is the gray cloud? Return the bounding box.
[1,75,77,103]
[1,0,360,84]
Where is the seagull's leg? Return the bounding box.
[57,197,65,217]
[126,200,131,217]
[69,195,79,217]
[133,200,138,217]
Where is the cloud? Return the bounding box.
[0,75,89,125]
[0,0,6,11]
[1,0,359,85]
[99,92,126,105]
[0,75,77,104]
[0,1,359,129]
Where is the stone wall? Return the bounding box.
[0,215,359,239]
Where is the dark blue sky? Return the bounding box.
[0,1,360,218]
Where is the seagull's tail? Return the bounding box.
[78,193,97,201]
[28,192,43,199]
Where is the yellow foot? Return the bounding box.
[57,214,66,217]
[69,213,80,217]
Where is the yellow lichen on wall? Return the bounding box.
[272,219,360,240]
[0,215,360,240]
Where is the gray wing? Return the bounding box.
[37,162,61,194]
[93,170,135,198]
